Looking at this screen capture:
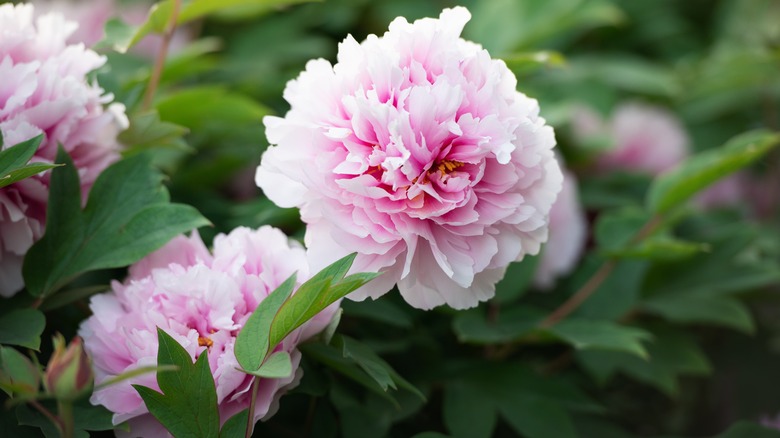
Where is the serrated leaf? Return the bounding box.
[544,319,652,358]
[127,0,318,49]
[647,130,780,213]
[133,328,220,438]
[246,351,292,378]
[23,149,210,297]
[0,309,45,350]
[234,273,295,372]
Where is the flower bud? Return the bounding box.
[43,334,93,401]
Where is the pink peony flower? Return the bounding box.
[0,3,126,297]
[572,102,689,175]
[79,226,339,437]
[534,167,587,289]
[256,7,562,310]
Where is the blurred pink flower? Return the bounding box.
[256,7,562,309]
[79,226,338,437]
[0,3,126,297]
[32,0,192,57]
[534,167,587,289]
[572,102,689,174]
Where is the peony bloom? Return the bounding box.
[256,7,562,309]
[79,226,338,437]
[533,167,587,289]
[572,102,689,175]
[0,3,126,297]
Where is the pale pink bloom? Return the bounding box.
[0,3,126,297]
[32,0,114,47]
[256,7,562,310]
[32,0,192,57]
[534,167,587,289]
[572,102,689,174]
[79,226,338,437]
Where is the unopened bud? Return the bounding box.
[43,334,93,401]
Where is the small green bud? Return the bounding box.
[43,334,93,401]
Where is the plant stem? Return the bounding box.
[539,215,663,328]
[57,400,74,438]
[141,0,182,110]
[30,400,64,433]
[245,377,260,438]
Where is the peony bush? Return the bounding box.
[1,2,780,438]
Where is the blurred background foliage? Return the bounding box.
[8,0,780,436]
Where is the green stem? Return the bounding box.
[539,215,663,329]
[245,377,260,438]
[141,0,182,110]
[57,400,74,438]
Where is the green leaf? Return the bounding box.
[641,295,754,333]
[444,384,497,438]
[0,134,43,176]
[128,0,319,49]
[267,255,379,352]
[219,409,249,438]
[647,130,780,213]
[0,309,45,350]
[494,257,539,304]
[16,399,117,437]
[577,327,712,396]
[595,207,655,252]
[23,149,210,297]
[338,336,396,391]
[543,319,652,358]
[499,399,576,438]
[606,236,709,261]
[155,86,271,128]
[0,135,60,188]
[0,346,39,397]
[301,342,398,405]
[246,351,292,378]
[341,299,412,328]
[95,18,135,52]
[234,273,296,372]
[452,306,544,344]
[118,110,189,156]
[133,328,220,438]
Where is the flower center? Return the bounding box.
[434,160,464,176]
[198,336,213,348]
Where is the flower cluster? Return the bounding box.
[257,7,562,309]
[0,3,126,296]
[79,226,337,436]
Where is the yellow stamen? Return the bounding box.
[198,336,213,348]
